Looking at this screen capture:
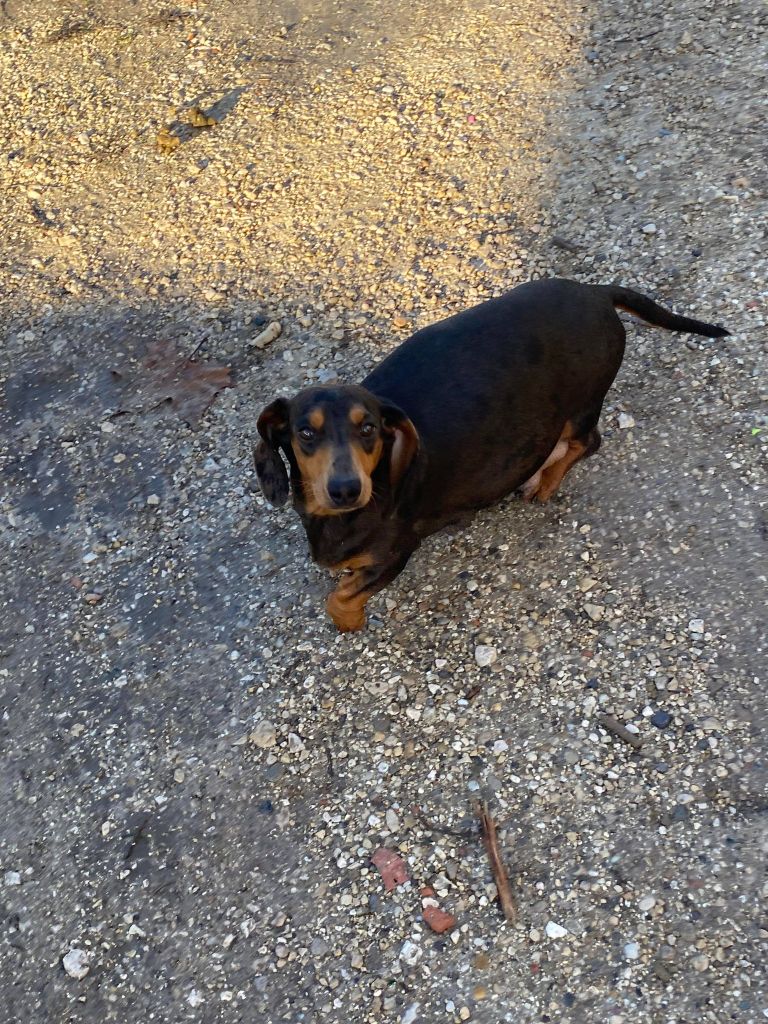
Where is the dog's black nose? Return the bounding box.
[328,477,362,506]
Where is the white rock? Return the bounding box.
[688,618,705,634]
[474,645,498,667]
[364,676,394,696]
[583,603,603,622]
[62,948,90,980]
[249,720,277,748]
[624,942,640,959]
[641,222,657,234]
[4,870,21,886]
[618,412,636,429]
[287,732,304,753]
[399,939,421,965]
[492,739,509,754]
[545,921,568,939]
[400,1004,420,1024]
[385,809,400,832]
[251,321,282,349]
[638,896,656,912]
[187,989,204,1007]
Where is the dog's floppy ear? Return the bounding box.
[380,402,420,487]
[254,398,290,506]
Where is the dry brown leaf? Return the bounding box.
[114,340,233,426]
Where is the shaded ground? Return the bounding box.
[1,1,766,1023]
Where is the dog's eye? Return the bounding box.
[299,428,315,442]
[359,423,375,438]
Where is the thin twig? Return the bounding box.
[598,713,643,750]
[476,801,517,924]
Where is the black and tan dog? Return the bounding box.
[255,278,727,631]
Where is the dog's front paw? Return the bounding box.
[327,593,366,632]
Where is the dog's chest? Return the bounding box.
[302,508,393,570]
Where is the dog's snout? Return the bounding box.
[327,476,362,506]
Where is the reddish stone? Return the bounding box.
[371,848,409,891]
[423,904,457,934]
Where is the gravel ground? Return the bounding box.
[1,1,766,1023]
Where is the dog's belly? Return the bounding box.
[411,425,565,522]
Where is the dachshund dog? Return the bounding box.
[255,278,727,631]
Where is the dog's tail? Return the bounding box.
[603,285,729,338]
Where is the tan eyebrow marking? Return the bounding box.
[308,408,325,429]
[349,405,366,426]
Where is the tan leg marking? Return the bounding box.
[533,438,589,502]
[327,569,370,632]
[521,440,569,501]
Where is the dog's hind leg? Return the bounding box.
[533,427,601,502]
[524,407,603,504]
[521,439,569,501]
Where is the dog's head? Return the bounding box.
[254,385,419,516]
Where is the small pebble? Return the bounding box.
[474,645,498,667]
[251,321,282,349]
[423,905,458,934]
[546,921,568,939]
[624,942,640,960]
[650,710,672,729]
[399,939,421,965]
[250,720,277,748]
[62,948,90,980]
[287,732,304,753]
